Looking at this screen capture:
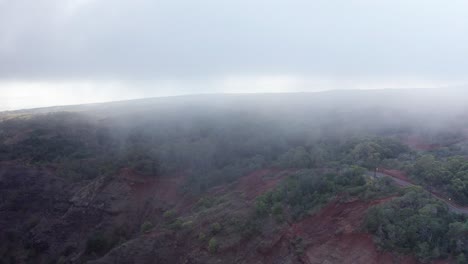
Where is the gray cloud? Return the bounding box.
[1,0,468,109]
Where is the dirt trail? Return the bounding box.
[370,170,468,214]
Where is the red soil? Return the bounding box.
[402,136,440,151]
[235,169,290,200]
[402,133,468,152]
[378,168,411,182]
[112,168,452,263]
[121,168,185,202]
[116,168,452,263]
[288,198,424,264]
[209,169,289,200]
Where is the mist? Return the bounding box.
[3,84,468,263]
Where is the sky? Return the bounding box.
[1,0,468,110]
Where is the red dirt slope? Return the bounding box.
[378,168,411,182]
[209,169,290,200]
[291,198,422,264]
[121,168,186,202]
[402,136,441,151]
[236,169,290,200]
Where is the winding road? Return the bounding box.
[369,171,468,214]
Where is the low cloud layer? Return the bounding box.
[1,0,468,109]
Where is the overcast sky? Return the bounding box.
[1,0,468,110]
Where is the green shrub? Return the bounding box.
[255,200,269,216]
[254,168,371,221]
[208,238,218,253]
[196,197,216,210]
[85,233,109,255]
[198,232,206,242]
[169,218,184,230]
[210,222,222,234]
[241,218,261,238]
[163,209,176,219]
[271,202,283,215]
[140,221,153,233]
[365,189,465,262]
[292,237,304,256]
[182,220,193,228]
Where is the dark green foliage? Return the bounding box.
[292,236,305,256]
[184,155,266,194]
[255,200,269,216]
[208,238,218,253]
[360,176,397,200]
[456,253,466,264]
[140,221,153,233]
[0,110,414,194]
[162,209,188,231]
[256,167,369,220]
[277,146,312,169]
[168,218,184,230]
[163,209,176,219]
[348,138,410,169]
[271,203,283,215]
[210,222,222,234]
[121,145,160,176]
[408,155,468,205]
[0,113,98,163]
[365,188,468,262]
[0,110,414,198]
[198,232,207,241]
[239,218,262,238]
[12,136,84,163]
[85,233,109,255]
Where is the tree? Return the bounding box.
[210,222,222,234]
[277,147,312,168]
[350,141,382,169]
[208,238,218,253]
[140,221,153,233]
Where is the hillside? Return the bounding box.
[2,90,468,264]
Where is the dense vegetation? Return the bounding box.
[366,188,468,263]
[407,155,468,205]
[255,167,396,221]
[0,111,411,193]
